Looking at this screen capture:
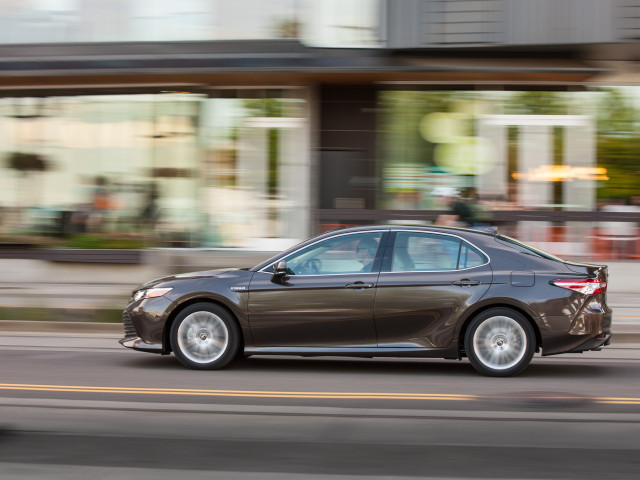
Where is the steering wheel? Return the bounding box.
[300,258,322,275]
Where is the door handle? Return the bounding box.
[453,279,480,286]
[345,282,375,289]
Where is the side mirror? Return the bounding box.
[274,260,287,274]
[272,260,290,285]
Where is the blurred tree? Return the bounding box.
[4,152,52,234]
[242,98,283,195]
[505,91,568,116]
[243,98,284,118]
[595,87,638,137]
[379,90,463,167]
[597,137,640,201]
[594,88,640,202]
[7,152,49,175]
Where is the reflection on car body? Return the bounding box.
[120,225,612,376]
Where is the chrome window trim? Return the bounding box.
[385,230,491,274]
[258,229,389,276]
[254,270,382,278]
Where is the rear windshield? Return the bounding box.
[495,235,565,262]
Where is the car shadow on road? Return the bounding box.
[520,362,613,378]
[231,356,616,379]
[123,354,617,379]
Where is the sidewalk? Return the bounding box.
[0,249,274,323]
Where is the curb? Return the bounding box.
[0,321,122,335]
[611,333,640,344]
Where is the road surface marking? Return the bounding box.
[595,397,640,405]
[0,383,474,400]
[0,383,639,405]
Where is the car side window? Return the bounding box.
[391,232,487,271]
[391,232,461,272]
[459,242,487,269]
[280,232,383,276]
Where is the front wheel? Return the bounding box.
[464,308,535,377]
[170,303,240,370]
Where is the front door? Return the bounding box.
[248,231,387,347]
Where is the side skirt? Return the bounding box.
[243,345,459,359]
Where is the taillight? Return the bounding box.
[552,278,607,295]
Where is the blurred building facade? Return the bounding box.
[0,0,639,255]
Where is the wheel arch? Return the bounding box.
[162,298,245,354]
[457,303,542,356]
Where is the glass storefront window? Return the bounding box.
[0,89,310,249]
[129,0,214,41]
[200,90,309,249]
[298,0,384,47]
[0,93,199,246]
[377,89,632,213]
[0,94,186,244]
[377,87,640,256]
[0,0,300,44]
[0,0,386,45]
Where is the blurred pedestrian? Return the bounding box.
[140,182,160,231]
[91,176,112,231]
[434,187,476,227]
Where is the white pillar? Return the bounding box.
[278,124,309,242]
[238,125,268,240]
[518,125,552,243]
[564,123,595,211]
[476,119,507,199]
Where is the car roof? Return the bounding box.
[335,224,497,237]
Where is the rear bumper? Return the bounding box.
[567,332,612,353]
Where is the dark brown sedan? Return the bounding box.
[120,226,612,376]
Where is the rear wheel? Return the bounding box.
[464,308,535,377]
[170,303,240,370]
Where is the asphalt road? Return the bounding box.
[1,333,640,479]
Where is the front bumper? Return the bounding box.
[119,336,163,353]
[120,307,165,354]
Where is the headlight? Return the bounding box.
[133,287,173,302]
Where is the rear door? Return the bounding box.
[374,231,492,348]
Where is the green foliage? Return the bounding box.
[242,98,284,118]
[61,234,147,249]
[504,91,568,115]
[595,87,638,137]
[379,90,464,166]
[0,307,122,323]
[597,136,640,201]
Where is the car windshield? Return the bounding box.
[496,235,565,262]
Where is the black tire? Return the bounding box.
[170,303,240,370]
[464,308,535,377]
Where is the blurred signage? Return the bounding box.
[383,165,459,191]
[512,165,609,182]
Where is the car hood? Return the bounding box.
[139,268,248,289]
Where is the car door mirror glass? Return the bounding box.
[274,260,287,275]
[271,260,292,285]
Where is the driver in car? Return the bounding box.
[356,237,378,273]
